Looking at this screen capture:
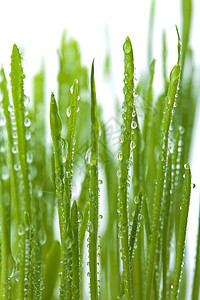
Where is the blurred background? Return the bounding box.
[0,0,200,296]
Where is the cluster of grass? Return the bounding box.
[0,0,200,299]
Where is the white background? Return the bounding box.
[0,0,200,297]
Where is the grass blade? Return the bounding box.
[171,164,191,299]
[146,62,181,299]
[192,201,200,300]
[88,60,99,300]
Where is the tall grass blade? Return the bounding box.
[88,60,99,300]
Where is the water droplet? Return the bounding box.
[130,141,136,150]
[40,228,47,245]
[24,118,31,127]
[99,215,103,220]
[85,148,91,165]
[13,132,17,139]
[134,196,140,204]
[18,224,24,236]
[8,105,13,112]
[192,183,196,188]
[2,165,9,181]
[123,38,132,54]
[119,135,124,143]
[184,163,190,170]
[179,126,185,134]
[117,151,123,161]
[138,214,143,221]
[24,96,30,107]
[131,121,137,129]
[77,96,80,102]
[70,85,73,94]
[78,211,83,223]
[26,152,33,164]
[66,171,70,178]
[25,130,31,141]
[12,146,18,154]
[14,164,21,171]
[8,255,16,279]
[132,110,136,117]
[89,222,94,233]
[116,169,121,178]
[99,179,103,185]
[66,106,71,117]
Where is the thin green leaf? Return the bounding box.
[88,60,99,300]
[171,164,191,299]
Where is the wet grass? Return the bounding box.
[0,0,200,299]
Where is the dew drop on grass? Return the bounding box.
[2,165,9,181]
[131,121,137,129]
[85,148,91,165]
[130,140,136,150]
[17,224,24,236]
[26,152,33,164]
[77,211,83,223]
[99,214,103,220]
[89,222,94,233]
[12,146,18,154]
[117,151,123,161]
[134,196,139,204]
[123,38,132,54]
[25,130,31,141]
[66,106,71,117]
[70,85,74,94]
[40,228,47,245]
[8,255,16,279]
[119,135,124,143]
[184,163,190,170]
[24,118,31,127]
[24,96,30,107]
[116,169,121,178]
[14,164,21,171]
[179,125,185,134]
[99,179,103,185]
[12,132,17,139]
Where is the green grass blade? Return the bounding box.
[146,62,181,299]
[181,0,192,70]
[192,201,200,300]
[50,92,65,240]
[171,164,191,299]
[147,0,156,64]
[43,240,61,300]
[118,36,136,300]
[129,191,142,261]
[10,44,31,214]
[64,79,79,230]
[88,60,99,300]
[0,68,20,229]
[71,200,80,300]
[161,154,172,300]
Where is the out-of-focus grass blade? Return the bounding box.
[192,201,200,300]
[171,164,191,300]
